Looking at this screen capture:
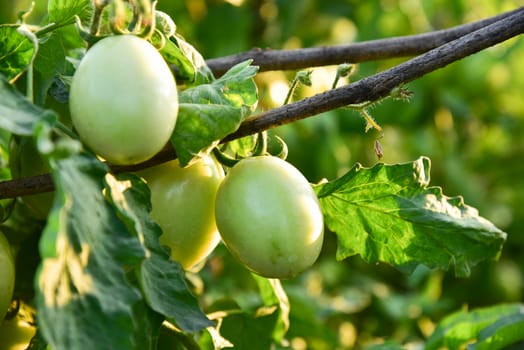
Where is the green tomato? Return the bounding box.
[138,156,225,270]
[215,156,324,279]
[0,232,15,323]
[10,138,54,219]
[69,35,178,165]
[0,316,36,349]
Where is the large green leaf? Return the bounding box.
[0,25,35,81]
[425,303,524,350]
[35,153,150,350]
[48,0,91,25]
[104,172,213,333]
[315,156,506,277]
[0,74,56,135]
[172,60,258,166]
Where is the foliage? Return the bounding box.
[0,0,523,349]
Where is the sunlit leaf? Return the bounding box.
[104,173,213,333]
[35,153,149,350]
[316,156,507,277]
[0,25,35,81]
[471,311,524,350]
[426,303,524,350]
[172,60,258,166]
[48,0,91,25]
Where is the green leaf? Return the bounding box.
[172,60,258,166]
[252,275,290,343]
[0,74,56,135]
[316,156,506,277]
[33,33,66,106]
[172,33,214,85]
[0,25,35,81]
[209,300,283,350]
[104,172,213,333]
[469,308,524,350]
[48,0,91,25]
[425,303,524,350]
[35,153,149,350]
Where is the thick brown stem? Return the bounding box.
[205,7,523,75]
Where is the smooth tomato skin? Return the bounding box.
[138,156,224,270]
[0,317,36,348]
[0,232,15,323]
[69,35,178,165]
[215,156,324,279]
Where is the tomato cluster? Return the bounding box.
[138,154,324,278]
[16,35,325,279]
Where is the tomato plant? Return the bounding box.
[214,156,324,279]
[0,0,522,349]
[138,156,224,270]
[0,231,15,323]
[69,35,179,165]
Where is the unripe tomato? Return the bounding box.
[0,232,15,323]
[215,156,324,279]
[138,156,224,270]
[69,35,178,165]
[0,317,36,349]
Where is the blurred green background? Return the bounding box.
[2,0,524,348]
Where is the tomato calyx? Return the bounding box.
[213,131,288,168]
[76,0,165,49]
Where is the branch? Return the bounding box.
[224,7,524,141]
[205,7,524,75]
[0,7,523,199]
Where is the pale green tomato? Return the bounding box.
[215,156,324,279]
[10,138,54,219]
[138,156,224,270]
[69,35,178,165]
[0,317,36,349]
[0,232,15,323]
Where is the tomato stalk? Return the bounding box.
[283,69,312,105]
[331,63,355,89]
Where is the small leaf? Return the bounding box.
[172,33,214,84]
[104,173,213,333]
[0,74,56,135]
[316,156,506,277]
[425,303,524,350]
[172,60,258,166]
[159,37,198,83]
[0,25,35,81]
[48,0,91,25]
[35,153,148,350]
[33,33,67,105]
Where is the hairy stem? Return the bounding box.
[223,7,524,140]
[205,7,523,75]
